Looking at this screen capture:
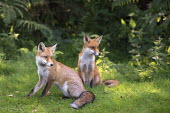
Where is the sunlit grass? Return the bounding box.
[0,53,170,113]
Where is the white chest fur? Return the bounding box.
[80,50,95,72]
[36,56,49,78]
[37,66,49,77]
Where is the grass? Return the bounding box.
[0,53,170,113]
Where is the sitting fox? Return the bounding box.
[27,42,95,109]
[78,35,119,87]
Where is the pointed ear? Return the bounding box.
[84,35,91,43]
[51,44,57,53]
[96,35,103,44]
[38,42,46,52]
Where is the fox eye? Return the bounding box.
[44,56,48,58]
[91,46,95,49]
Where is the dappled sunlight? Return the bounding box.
[104,81,161,96]
[0,45,169,113]
[0,54,170,112]
[0,0,170,112]
[97,58,118,80]
[102,80,170,113]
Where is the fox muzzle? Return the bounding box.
[46,62,53,67]
[93,52,100,56]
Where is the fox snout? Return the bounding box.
[42,61,53,67]
[46,62,53,67]
[91,51,100,56]
[93,52,100,56]
[45,59,53,67]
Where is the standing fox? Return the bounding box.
[27,42,95,109]
[78,35,119,87]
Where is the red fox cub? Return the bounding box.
[27,42,95,109]
[78,35,119,87]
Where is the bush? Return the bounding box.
[0,32,20,60]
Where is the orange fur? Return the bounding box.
[27,42,95,109]
[78,35,119,87]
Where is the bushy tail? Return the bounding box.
[102,79,120,87]
[70,91,95,109]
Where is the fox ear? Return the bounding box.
[51,44,57,53]
[84,35,91,43]
[96,35,103,44]
[38,42,46,52]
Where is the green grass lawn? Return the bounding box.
[0,54,170,113]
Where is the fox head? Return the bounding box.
[83,35,102,56]
[36,42,57,67]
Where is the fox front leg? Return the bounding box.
[89,71,95,88]
[90,79,94,88]
[41,79,53,97]
[27,77,46,97]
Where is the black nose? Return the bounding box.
[98,53,100,55]
[50,64,53,66]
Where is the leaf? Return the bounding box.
[27,3,31,8]
[157,17,161,22]
[129,18,136,28]
[167,46,170,54]
[91,34,99,38]
[10,25,14,33]
[121,19,126,25]
[19,48,29,53]
[128,12,135,16]
[14,33,19,38]
[55,51,64,55]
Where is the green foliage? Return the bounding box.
[0,0,26,25]
[112,0,170,66]
[96,48,159,81]
[149,37,166,65]
[119,65,156,81]
[96,48,117,80]
[0,0,52,43]
[1,1,170,112]
[0,0,170,80]
[112,0,139,9]
[0,32,20,59]
[16,19,52,35]
[129,18,136,28]
[151,0,170,11]
[0,0,51,33]
[0,0,169,63]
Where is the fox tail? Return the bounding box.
[102,79,120,87]
[70,91,95,109]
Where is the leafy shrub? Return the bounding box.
[96,48,117,79]
[96,48,160,82]
[0,32,20,59]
